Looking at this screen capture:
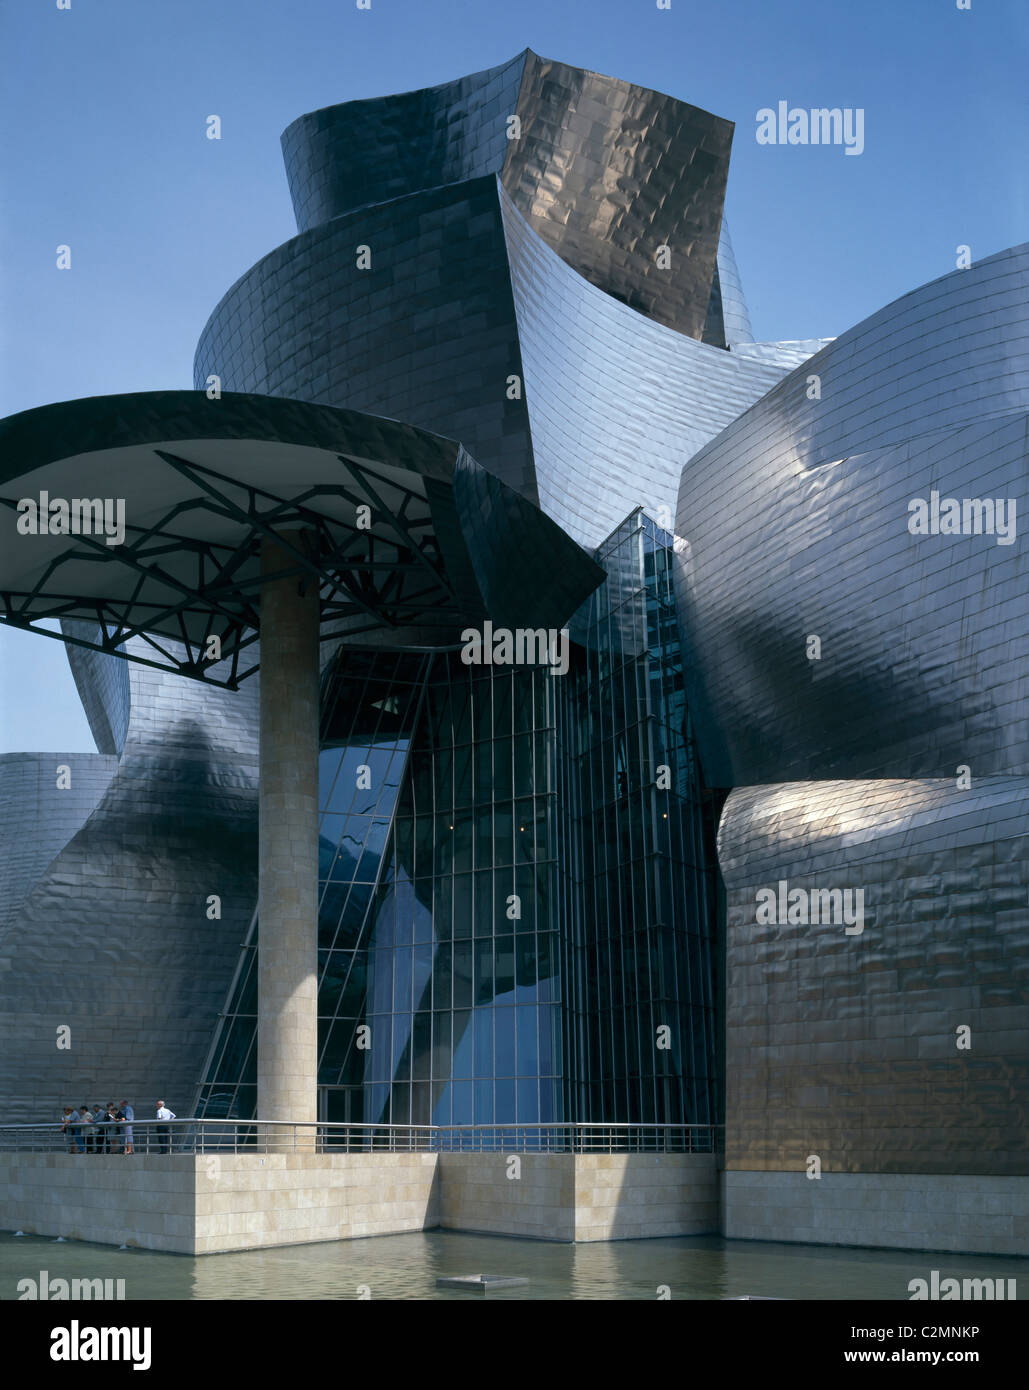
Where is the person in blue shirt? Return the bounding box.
[61,1106,83,1154]
[63,1107,84,1154]
[118,1099,135,1155]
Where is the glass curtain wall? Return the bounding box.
[194,649,431,1120]
[559,511,720,1127]
[373,655,563,1131]
[195,512,721,1136]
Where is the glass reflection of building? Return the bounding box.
[196,513,721,1134]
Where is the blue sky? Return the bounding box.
[1,0,1025,752]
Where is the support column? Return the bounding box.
[257,534,320,1152]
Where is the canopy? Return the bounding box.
[0,391,603,688]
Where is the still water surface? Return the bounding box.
[2,1230,1026,1300]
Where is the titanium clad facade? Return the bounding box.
[281,48,732,341]
[0,751,118,941]
[499,185,798,545]
[281,53,526,233]
[194,172,802,551]
[710,218,754,348]
[675,243,1029,788]
[62,620,131,757]
[718,779,1029,1175]
[194,178,536,503]
[5,48,1023,1252]
[0,638,259,1124]
[673,241,1029,1196]
[498,52,731,341]
[196,49,807,549]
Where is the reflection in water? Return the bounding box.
[2,1231,1026,1301]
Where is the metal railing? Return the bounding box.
[0,1119,723,1156]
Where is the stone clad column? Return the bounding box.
[257,534,320,1152]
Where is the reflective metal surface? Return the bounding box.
[677,245,1029,1183]
[195,176,539,505]
[500,185,808,545]
[0,635,260,1123]
[4,46,1024,1216]
[675,243,1029,786]
[718,778,1029,1175]
[281,49,731,341]
[197,54,815,549]
[706,217,754,348]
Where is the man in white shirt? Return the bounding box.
[155,1100,176,1154]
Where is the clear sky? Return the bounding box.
[1,0,1025,753]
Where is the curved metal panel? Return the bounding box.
[61,620,131,757]
[193,178,536,504]
[713,216,754,347]
[450,445,604,630]
[718,778,1029,1175]
[281,52,527,232]
[0,389,459,486]
[0,751,118,940]
[675,244,1029,786]
[500,52,731,340]
[280,49,733,342]
[0,640,259,1124]
[500,185,805,546]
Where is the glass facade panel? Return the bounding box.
[197,514,720,1133]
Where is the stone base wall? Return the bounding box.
[0,1152,719,1253]
[1,1155,199,1253]
[439,1153,574,1240]
[0,1153,439,1255]
[432,1152,720,1242]
[7,1155,1024,1256]
[574,1154,720,1241]
[194,1153,439,1254]
[723,1170,1029,1256]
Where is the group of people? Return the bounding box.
[60,1102,134,1154]
[58,1100,178,1154]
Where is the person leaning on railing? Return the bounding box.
[99,1103,118,1153]
[60,1106,83,1154]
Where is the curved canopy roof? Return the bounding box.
[0,391,603,688]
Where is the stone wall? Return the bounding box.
[195,1153,439,1253]
[439,1153,718,1242]
[0,1151,719,1253]
[723,1170,1029,1256]
[0,1153,439,1255]
[574,1154,720,1241]
[0,1154,197,1254]
[439,1153,575,1240]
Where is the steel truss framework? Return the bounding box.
[0,447,473,690]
